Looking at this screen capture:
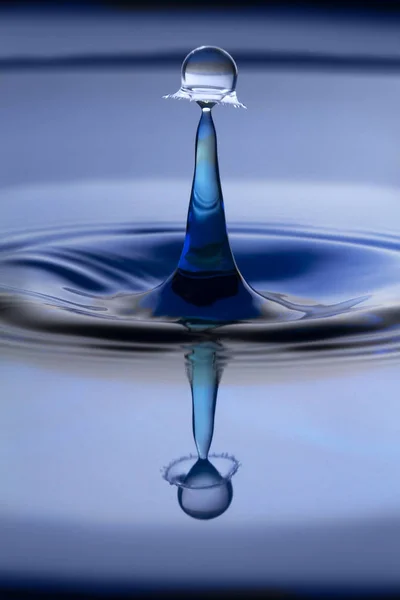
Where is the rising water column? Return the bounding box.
[138,46,271,325]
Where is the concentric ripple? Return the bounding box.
[1,222,400,373]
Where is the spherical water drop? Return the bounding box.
[182,46,237,96]
[164,46,246,108]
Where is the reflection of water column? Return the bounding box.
[163,342,239,520]
[186,342,223,459]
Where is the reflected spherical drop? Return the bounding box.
[177,459,233,520]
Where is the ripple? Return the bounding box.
[1,222,400,374]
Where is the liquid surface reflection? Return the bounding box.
[163,342,239,520]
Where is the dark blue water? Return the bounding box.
[2,220,400,365]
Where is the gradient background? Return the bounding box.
[2,2,400,598]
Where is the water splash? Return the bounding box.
[163,342,239,520]
[163,46,246,108]
[115,46,364,327]
[125,65,295,326]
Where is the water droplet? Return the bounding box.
[163,46,246,108]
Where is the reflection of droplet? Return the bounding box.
[163,46,246,108]
[163,453,239,521]
[162,342,239,520]
[178,459,233,520]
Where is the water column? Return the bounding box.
[177,106,236,277]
